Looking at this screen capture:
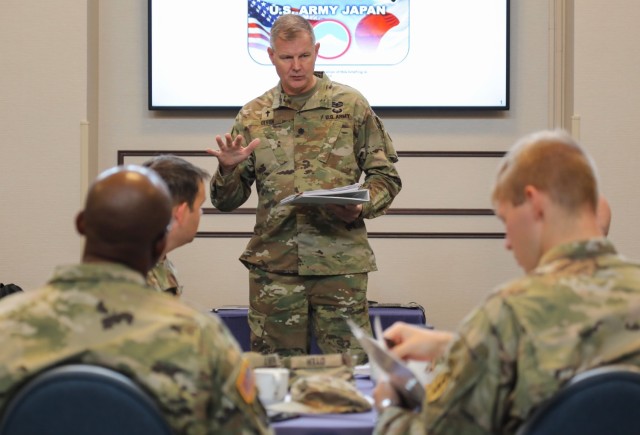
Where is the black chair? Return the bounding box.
[517,365,640,435]
[0,364,173,435]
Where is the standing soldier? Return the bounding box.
[207,14,401,363]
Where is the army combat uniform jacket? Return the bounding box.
[375,239,640,435]
[147,256,182,296]
[0,263,272,435]
[211,72,401,275]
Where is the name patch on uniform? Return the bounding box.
[426,372,450,403]
[324,114,351,120]
[236,358,257,404]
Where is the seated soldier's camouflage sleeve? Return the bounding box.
[146,259,181,296]
[425,297,518,434]
[201,316,273,434]
[374,405,427,434]
[375,296,518,435]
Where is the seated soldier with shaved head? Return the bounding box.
[0,165,272,434]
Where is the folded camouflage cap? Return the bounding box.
[288,374,372,414]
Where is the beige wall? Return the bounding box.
[0,1,88,290]
[573,1,640,259]
[2,1,639,332]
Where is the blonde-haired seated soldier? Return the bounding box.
[0,165,272,434]
[373,130,640,434]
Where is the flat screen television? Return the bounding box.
[148,0,509,110]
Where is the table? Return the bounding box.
[211,304,427,352]
[272,377,377,435]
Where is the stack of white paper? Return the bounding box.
[279,183,370,206]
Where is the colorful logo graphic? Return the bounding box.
[314,20,351,60]
[247,0,410,66]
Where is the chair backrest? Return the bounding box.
[0,364,173,435]
[516,364,640,435]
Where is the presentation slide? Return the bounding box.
[149,0,509,109]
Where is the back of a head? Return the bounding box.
[80,165,173,271]
[142,155,210,210]
[492,130,599,214]
[597,195,612,236]
[270,13,316,47]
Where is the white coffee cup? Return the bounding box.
[254,368,289,405]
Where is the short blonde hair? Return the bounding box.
[492,130,599,213]
[270,14,316,47]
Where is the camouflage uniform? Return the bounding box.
[375,239,640,435]
[147,256,182,296]
[211,72,401,362]
[0,263,272,435]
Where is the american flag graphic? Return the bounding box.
[247,1,278,52]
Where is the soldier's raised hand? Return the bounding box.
[206,134,260,174]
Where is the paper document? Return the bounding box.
[279,183,369,206]
[347,318,425,409]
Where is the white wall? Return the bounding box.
[2,1,639,333]
[573,1,640,260]
[0,1,88,290]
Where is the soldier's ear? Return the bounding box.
[75,211,86,236]
[173,202,188,226]
[151,229,168,267]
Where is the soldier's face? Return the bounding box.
[494,198,542,273]
[171,181,205,250]
[268,33,319,96]
[182,181,206,244]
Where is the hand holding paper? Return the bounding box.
[279,183,370,206]
[347,318,424,409]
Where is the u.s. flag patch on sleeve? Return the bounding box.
[236,358,257,404]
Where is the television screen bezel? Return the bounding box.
[147,0,510,111]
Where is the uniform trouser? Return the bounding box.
[248,267,372,365]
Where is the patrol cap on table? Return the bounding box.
[286,374,371,414]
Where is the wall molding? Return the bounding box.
[118,149,504,239]
[203,207,495,216]
[398,151,505,158]
[118,149,506,162]
[196,231,504,239]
